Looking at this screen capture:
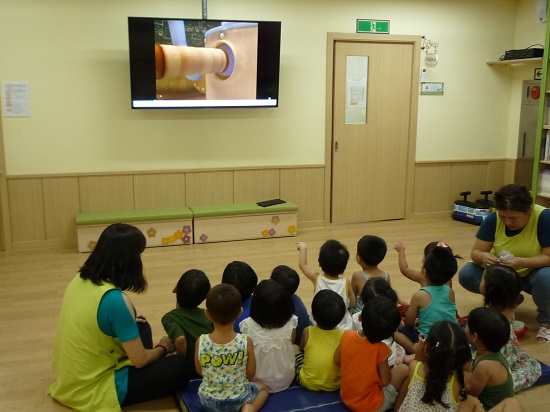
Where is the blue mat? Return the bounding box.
[177,379,350,411]
[532,360,550,387]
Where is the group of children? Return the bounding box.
[160,235,540,412]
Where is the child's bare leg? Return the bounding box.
[488,398,523,412]
[242,382,269,412]
[391,363,409,411]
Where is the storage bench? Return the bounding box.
[189,201,298,243]
[76,207,194,252]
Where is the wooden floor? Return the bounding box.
[1,218,548,411]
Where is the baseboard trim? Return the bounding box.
[412,211,452,220]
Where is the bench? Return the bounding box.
[76,207,194,252]
[189,201,298,243]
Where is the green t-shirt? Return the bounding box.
[162,306,213,370]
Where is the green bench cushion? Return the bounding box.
[76,207,193,225]
[190,202,298,218]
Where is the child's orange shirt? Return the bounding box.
[339,330,391,411]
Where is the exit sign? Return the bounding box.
[357,19,390,34]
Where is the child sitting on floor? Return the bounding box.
[294,289,346,391]
[399,320,472,411]
[480,263,541,391]
[335,296,408,411]
[401,242,459,346]
[350,277,408,365]
[222,261,258,333]
[350,235,391,315]
[271,264,312,345]
[297,240,355,329]
[195,284,269,412]
[393,241,465,324]
[240,279,298,393]
[161,269,213,375]
[466,307,514,411]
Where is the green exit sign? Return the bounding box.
[357,19,390,34]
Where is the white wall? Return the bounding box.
[0,0,545,175]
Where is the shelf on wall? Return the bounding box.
[486,57,543,66]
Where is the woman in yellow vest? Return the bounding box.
[458,184,550,343]
[49,223,193,411]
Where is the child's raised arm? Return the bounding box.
[296,242,319,283]
[393,241,425,285]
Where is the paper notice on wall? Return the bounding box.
[345,56,368,124]
[2,81,31,117]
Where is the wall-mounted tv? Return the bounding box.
[128,17,281,109]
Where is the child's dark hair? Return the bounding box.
[360,277,397,305]
[423,242,440,258]
[271,265,300,294]
[422,321,471,407]
[221,261,258,301]
[79,223,147,293]
[361,296,400,343]
[311,289,346,330]
[423,243,461,285]
[250,279,294,329]
[483,264,522,312]
[175,269,210,309]
[357,235,387,266]
[206,283,242,325]
[467,307,510,353]
[318,239,349,276]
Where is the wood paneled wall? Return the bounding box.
[2,160,515,250]
[412,159,515,218]
[4,166,326,250]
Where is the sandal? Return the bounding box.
[536,326,550,342]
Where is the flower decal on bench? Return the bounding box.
[183,225,192,235]
[147,227,157,237]
[262,229,269,237]
[200,233,208,243]
[182,235,191,244]
[87,240,97,251]
[271,216,280,225]
[288,225,297,235]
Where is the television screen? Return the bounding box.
[128,17,281,109]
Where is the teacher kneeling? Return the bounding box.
[458,184,550,342]
[49,223,193,411]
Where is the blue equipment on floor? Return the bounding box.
[452,191,491,225]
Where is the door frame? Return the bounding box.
[324,32,422,225]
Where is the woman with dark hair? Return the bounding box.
[49,224,193,411]
[458,183,550,342]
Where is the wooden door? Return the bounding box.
[328,35,419,224]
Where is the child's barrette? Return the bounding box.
[435,341,442,347]
[437,242,448,248]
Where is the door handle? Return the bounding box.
[335,141,339,152]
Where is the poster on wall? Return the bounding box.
[2,81,31,117]
[345,56,368,124]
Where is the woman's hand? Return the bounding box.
[498,256,522,270]
[480,251,499,267]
